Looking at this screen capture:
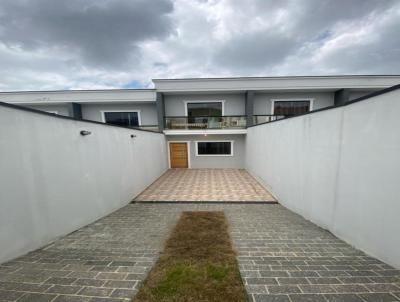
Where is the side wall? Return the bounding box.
[246,89,400,268]
[0,105,168,264]
[167,134,246,168]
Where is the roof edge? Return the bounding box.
[153,75,400,82]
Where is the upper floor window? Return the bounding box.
[186,101,223,117]
[272,100,311,117]
[103,111,140,127]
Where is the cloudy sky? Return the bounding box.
[0,0,399,91]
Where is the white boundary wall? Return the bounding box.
[0,105,168,264]
[246,89,400,268]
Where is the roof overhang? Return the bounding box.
[0,89,156,105]
[153,75,400,93]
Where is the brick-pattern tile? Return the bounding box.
[134,168,275,202]
[0,203,399,302]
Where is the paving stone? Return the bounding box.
[110,288,137,298]
[323,294,364,302]
[17,293,57,302]
[246,285,268,294]
[290,271,319,278]
[365,283,400,292]
[338,277,373,284]
[246,278,279,285]
[53,295,91,302]
[46,284,82,294]
[289,294,328,301]
[67,271,99,279]
[299,285,336,294]
[260,271,289,278]
[267,285,301,294]
[73,279,105,287]
[103,280,137,289]
[0,290,24,301]
[125,274,145,281]
[96,273,127,281]
[78,287,113,297]
[45,277,77,285]
[358,293,400,302]
[253,294,291,302]
[333,284,369,293]
[277,277,310,285]
[308,278,341,285]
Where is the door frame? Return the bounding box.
[168,141,191,169]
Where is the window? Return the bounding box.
[103,111,140,127]
[186,102,223,117]
[196,141,233,156]
[273,100,311,117]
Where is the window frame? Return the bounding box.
[270,98,314,115]
[184,100,225,117]
[101,110,142,127]
[195,140,234,157]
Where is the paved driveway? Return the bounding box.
[1,204,399,302]
[135,168,276,202]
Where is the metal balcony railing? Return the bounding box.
[253,115,286,125]
[164,116,247,130]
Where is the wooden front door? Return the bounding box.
[170,143,188,168]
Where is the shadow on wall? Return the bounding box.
[0,103,168,264]
[245,86,400,269]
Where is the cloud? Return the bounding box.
[0,0,398,91]
[0,0,174,68]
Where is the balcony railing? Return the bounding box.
[253,115,286,125]
[164,115,287,130]
[164,116,247,130]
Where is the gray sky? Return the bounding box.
[0,0,399,90]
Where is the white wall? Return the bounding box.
[246,88,400,268]
[167,134,246,168]
[0,105,168,264]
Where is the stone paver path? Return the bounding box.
[0,204,399,302]
[134,169,275,202]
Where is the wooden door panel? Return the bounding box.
[170,143,188,168]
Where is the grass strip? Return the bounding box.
[133,211,247,302]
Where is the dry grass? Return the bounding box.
[133,211,247,302]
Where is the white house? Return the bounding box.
[1,75,400,169]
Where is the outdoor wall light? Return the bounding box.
[80,130,92,136]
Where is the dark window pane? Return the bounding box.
[104,112,139,127]
[187,102,222,117]
[197,142,231,155]
[274,101,310,116]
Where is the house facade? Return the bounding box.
[1,75,400,169]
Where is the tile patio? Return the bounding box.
[134,168,276,202]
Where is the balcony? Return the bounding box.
[164,115,247,129]
[164,115,287,130]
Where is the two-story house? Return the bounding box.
[1,75,400,169]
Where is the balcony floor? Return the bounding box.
[1,204,399,302]
[134,168,276,202]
